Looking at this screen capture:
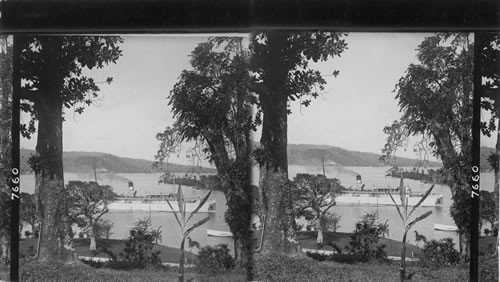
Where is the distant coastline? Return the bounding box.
[21,143,444,175]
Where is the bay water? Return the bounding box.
[21,167,493,253]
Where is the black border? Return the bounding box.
[0,0,499,32]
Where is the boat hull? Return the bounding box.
[434,224,458,231]
[207,229,233,237]
[108,199,216,213]
[335,193,443,207]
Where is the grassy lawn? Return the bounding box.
[10,235,495,281]
[252,253,468,281]
[18,261,246,282]
[0,264,8,281]
[296,231,421,257]
[20,238,196,264]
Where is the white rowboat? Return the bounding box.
[434,224,458,232]
[207,229,233,237]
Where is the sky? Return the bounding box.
[21,32,491,165]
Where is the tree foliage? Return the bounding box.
[20,192,39,235]
[66,181,114,250]
[480,190,497,232]
[157,37,254,271]
[120,218,161,267]
[19,36,122,138]
[249,31,348,256]
[18,35,122,263]
[292,174,342,243]
[381,33,473,259]
[479,32,500,136]
[345,214,387,262]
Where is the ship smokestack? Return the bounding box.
[128,181,135,190]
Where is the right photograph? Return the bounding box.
[479,32,499,282]
[249,32,476,281]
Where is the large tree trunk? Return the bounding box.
[89,225,96,252]
[431,127,471,259]
[257,32,300,256]
[316,211,323,244]
[34,37,75,263]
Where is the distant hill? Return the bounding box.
[286,143,442,167]
[481,146,496,172]
[20,149,216,174]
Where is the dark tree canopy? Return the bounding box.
[19,36,122,138]
[382,33,473,258]
[479,32,500,136]
[18,35,122,263]
[246,31,349,257]
[250,32,348,109]
[157,37,254,271]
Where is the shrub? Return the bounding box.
[81,258,146,270]
[305,251,370,264]
[197,244,235,274]
[418,238,460,269]
[344,219,387,261]
[480,255,499,282]
[119,218,161,266]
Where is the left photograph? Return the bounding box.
[0,35,13,280]
[18,35,253,281]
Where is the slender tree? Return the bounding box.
[292,174,341,244]
[388,177,435,281]
[157,37,255,268]
[19,36,122,262]
[382,33,473,259]
[66,181,114,251]
[249,31,348,255]
[167,185,211,282]
[20,192,39,238]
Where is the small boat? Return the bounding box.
[207,229,233,237]
[434,224,458,232]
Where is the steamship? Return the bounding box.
[107,181,216,212]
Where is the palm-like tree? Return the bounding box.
[167,184,212,282]
[151,226,162,245]
[388,176,434,282]
[378,220,390,238]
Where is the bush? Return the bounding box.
[305,251,373,264]
[119,218,161,266]
[81,258,146,270]
[418,238,460,269]
[197,244,235,274]
[21,261,110,281]
[480,255,499,282]
[344,218,387,261]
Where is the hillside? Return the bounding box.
[286,143,442,167]
[20,149,216,174]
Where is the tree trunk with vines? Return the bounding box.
[33,37,76,263]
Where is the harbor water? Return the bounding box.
[21,167,493,252]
